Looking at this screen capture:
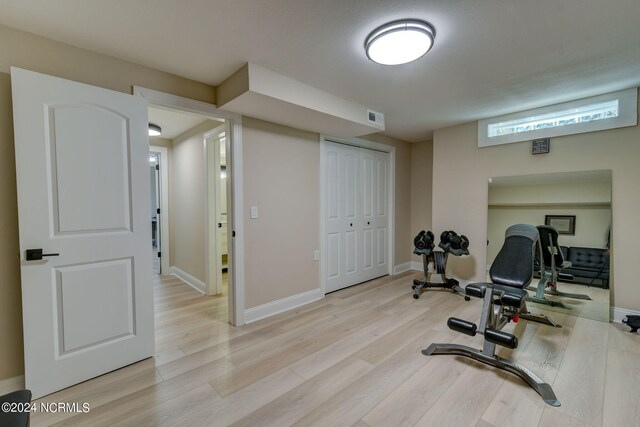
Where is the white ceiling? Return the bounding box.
[148,106,211,140]
[1,0,639,142]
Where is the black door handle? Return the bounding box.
[367,221,370,225]
[218,223,222,228]
[350,223,353,227]
[25,249,60,261]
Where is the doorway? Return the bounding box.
[205,126,230,297]
[149,145,170,275]
[136,85,245,326]
[149,152,161,274]
[147,106,231,323]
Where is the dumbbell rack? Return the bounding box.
[411,248,469,299]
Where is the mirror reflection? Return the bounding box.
[487,170,611,322]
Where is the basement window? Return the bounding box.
[478,88,637,147]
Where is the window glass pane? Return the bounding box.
[487,100,619,137]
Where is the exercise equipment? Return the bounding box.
[622,315,640,333]
[412,229,470,300]
[0,389,32,427]
[423,224,561,407]
[527,225,592,309]
[439,230,470,253]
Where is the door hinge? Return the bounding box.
[158,252,161,258]
[155,164,159,170]
[157,208,160,214]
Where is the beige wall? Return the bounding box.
[489,182,612,205]
[169,121,222,282]
[242,118,321,308]
[0,73,23,381]
[410,140,433,263]
[241,120,413,309]
[150,137,172,149]
[0,24,217,381]
[432,107,640,311]
[0,24,215,103]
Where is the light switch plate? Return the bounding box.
[250,206,258,219]
[313,250,320,261]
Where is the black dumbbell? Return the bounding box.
[450,233,469,250]
[440,230,452,245]
[414,230,435,251]
[441,230,470,251]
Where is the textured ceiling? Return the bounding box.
[148,106,219,140]
[1,0,639,141]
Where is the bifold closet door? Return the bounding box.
[361,149,389,280]
[325,142,388,293]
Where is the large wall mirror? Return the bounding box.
[487,170,611,322]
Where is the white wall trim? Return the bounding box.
[149,145,170,275]
[410,261,422,271]
[244,288,324,324]
[229,116,245,325]
[134,86,245,326]
[170,266,206,294]
[133,86,222,116]
[0,375,25,395]
[610,306,640,324]
[319,137,327,295]
[393,262,412,274]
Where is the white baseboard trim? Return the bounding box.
[610,306,640,323]
[244,288,324,324]
[0,375,25,395]
[170,266,206,294]
[410,261,422,271]
[393,262,412,274]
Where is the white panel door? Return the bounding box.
[324,142,388,293]
[373,151,389,277]
[361,149,389,280]
[341,144,362,287]
[325,142,362,292]
[324,144,343,292]
[12,68,154,398]
[361,148,376,279]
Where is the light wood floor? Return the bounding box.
[29,272,639,426]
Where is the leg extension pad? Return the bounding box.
[447,317,477,336]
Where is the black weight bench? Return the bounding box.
[0,389,32,427]
[527,225,592,308]
[423,224,561,406]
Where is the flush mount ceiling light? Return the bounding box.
[148,123,162,136]
[365,19,436,65]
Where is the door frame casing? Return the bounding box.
[134,86,245,326]
[319,135,396,294]
[204,124,227,296]
[149,145,170,275]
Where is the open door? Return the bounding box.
[11,68,154,398]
